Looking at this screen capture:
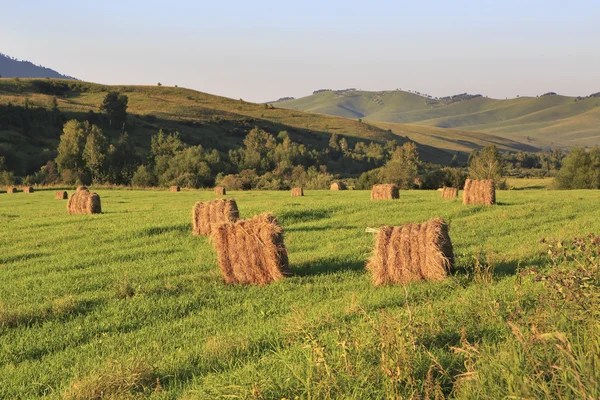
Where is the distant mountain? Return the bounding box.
[277,89,600,148]
[0,53,76,80]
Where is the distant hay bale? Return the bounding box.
[211,213,289,285]
[55,191,68,200]
[76,186,88,192]
[192,199,239,236]
[214,186,226,196]
[366,218,454,286]
[24,186,34,193]
[170,185,180,192]
[371,184,399,200]
[291,187,304,197]
[330,182,346,191]
[441,187,458,199]
[7,187,17,193]
[67,190,102,214]
[463,179,495,205]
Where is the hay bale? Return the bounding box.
[24,186,34,193]
[7,187,17,193]
[330,182,346,191]
[371,184,399,200]
[192,199,239,236]
[214,186,226,196]
[462,179,495,205]
[291,187,304,197]
[211,213,289,285]
[76,186,88,192]
[67,190,102,214]
[366,218,454,286]
[55,191,68,200]
[441,187,458,199]
[170,186,180,192]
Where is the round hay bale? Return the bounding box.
[192,199,239,236]
[24,186,34,193]
[55,191,68,200]
[462,179,495,205]
[291,187,304,197]
[67,190,102,214]
[371,184,399,200]
[366,218,454,286]
[7,187,17,194]
[441,187,458,199]
[76,186,88,192]
[330,182,346,191]
[211,213,289,285]
[170,185,180,192]
[214,186,226,196]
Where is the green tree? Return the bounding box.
[55,120,90,182]
[99,91,128,127]
[468,145,504,181]
[83,124,108,181]
[555,147,600,189]
[242,128,276,172]
[328,133,340,151]
[380,142,420,189]
[131,165,157,187]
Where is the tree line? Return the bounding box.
[2,90,596,190]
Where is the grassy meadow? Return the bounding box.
[1,187,600,398]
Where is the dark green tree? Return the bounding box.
[99,91,128,127]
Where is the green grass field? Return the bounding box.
[1,188,599,398]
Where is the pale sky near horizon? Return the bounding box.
[2,0,599,102]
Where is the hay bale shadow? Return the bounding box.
[277,208,339,225]
[292,257,365,277]
[135,223,190,238]
[286,224,356,233]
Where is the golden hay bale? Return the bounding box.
[330,182,346,191]
[76,186,88,192]
[7,187,17,193]
[192,199,239,236]
[211,213,289,285]
[291,187,304,197]
[55,191,68,200]
[24,186,34,193]
[170,185,180,192]
[371,184,399,200]
[214,186,226,196]
[462,179,495,205]
[441,187,458,199]
[67,190,102,214]
[366,218,454,286]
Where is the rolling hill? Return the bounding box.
[276,89,600,148]
[0,79,536,176]
[0,53,76,80]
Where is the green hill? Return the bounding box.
[0,79,535,176]
[277,90,600,148]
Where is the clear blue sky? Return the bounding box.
[2,0,599,102]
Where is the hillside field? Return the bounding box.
[0,79,536,176]
[1,188,599,398]
[277,90,600,148]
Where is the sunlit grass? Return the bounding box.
[1,188,599,398]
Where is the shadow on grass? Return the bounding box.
[277,208,339,225]
[0,252,50,265]
[291,257,365,277]
[134,223,190,238]
[286,224,357,233]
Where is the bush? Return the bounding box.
[131,165,156,187]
